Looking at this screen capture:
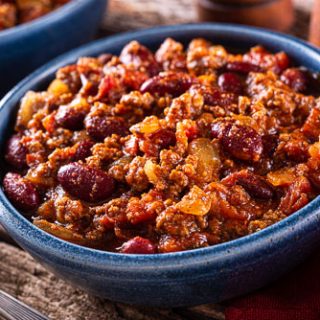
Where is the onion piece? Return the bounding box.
[130,115,161,134]
[176,185,211,216]
[144,159,159,184]
[48,79,70,96]
[267,168,296,187]
[34,219,89,246]
[188,138,220,182]
[16,91,46,129]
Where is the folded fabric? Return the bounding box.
[225,249,320,320]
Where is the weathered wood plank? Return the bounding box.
[101,0,312,40]
[0,243,224,320]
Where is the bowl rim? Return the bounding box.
[1,23,320,268]
[0,0,95,40]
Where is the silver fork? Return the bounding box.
[0,290,48,320]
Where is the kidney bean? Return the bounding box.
[218,72,243,94]
[5,134,27,169]
[149,128,176,149]
[119,236,156,254]
[244,47,290,74]
[85,115,128,141]
[262,134,279,157]
[3,172,40,212]
[72,140,95,161]
[280,68,309,93]
[97,53,113,65]
[120,41,160,76]
[57,163,115,202]
[226,61,262,74]
[55,105,87,130]
[222,170,274,199]
[211,122,263,162]
[189,85,237,107]
[140,72,194,97]
[155,38,187,72]
[210,120,233,139]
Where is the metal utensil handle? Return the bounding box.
[0,290,48,320]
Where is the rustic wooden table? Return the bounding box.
[0,0,314,319]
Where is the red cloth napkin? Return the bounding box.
[225,249,320,320]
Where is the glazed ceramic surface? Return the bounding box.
[0,0,107,96]
[1,24,320,307]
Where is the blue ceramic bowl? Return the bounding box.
[1,24,320,308]
[0,0,107,97]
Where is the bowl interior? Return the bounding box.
[1,23,320,263]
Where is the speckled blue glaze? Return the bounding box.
[0,0,107,96]
[1,24,320,307]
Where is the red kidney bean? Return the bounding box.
[85,115,128,141]
[72,140,95,161]
[210,120,232,139]
[243,47,290,74]
[57,163,115,202]
[222,170,274,199]
[5,134,27,169]
[120,41,160,76]
[189,85,237,107]
[149,128,176,149]
[211,122,263,162]
[262,134,279,157]
[280,68,309,93]
[97,53,113,65]
[55,105,87,130]
[3,172,40,212]
[226,61,262,74]
[140,71,194,97]
[119,236,156,254]
[218,72,243,94]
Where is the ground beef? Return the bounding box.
[3,38,320,254]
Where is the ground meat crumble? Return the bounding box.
[3,38,320,254]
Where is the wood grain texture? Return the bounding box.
[0,242,224,320]
[0,0,314,319]
[101,0,312,40]
[101,0,196,34]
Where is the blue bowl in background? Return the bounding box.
[1,24,320,307]
[0,0,108,97]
